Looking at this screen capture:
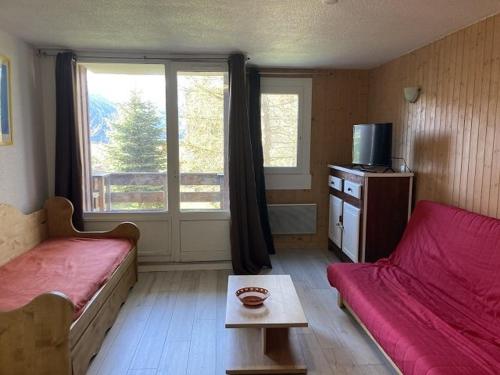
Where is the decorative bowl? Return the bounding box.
[235,287,270,306]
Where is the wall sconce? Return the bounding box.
[404,87,421,103]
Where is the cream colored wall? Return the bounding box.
[0,29,47,213]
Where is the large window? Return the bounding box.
[260,77,312,189]
[79,62,228,213]
[81,63,167,212]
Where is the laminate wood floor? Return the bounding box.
[87,249,395,375]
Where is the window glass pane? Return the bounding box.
[177,71,228,210]
[84,63,167,212]
[261,93,299,167]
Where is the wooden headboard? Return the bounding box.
[0,203,48,267]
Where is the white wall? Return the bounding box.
[38,55,56,196]
[0,29,47,213]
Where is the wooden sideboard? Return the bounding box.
[328,165,414,263]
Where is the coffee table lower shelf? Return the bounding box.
[226,327,306,374]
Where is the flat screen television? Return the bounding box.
[352,123,392,167]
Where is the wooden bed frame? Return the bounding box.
[0,197,140,375]
[337,294,403,375]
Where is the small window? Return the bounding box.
[260,77,312,189]
[261,93,299,168]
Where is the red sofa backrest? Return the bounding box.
[389,200,500,315]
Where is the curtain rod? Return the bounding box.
[37,48,232,62]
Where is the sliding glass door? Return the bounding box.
[167,62,230,262]
[79,60,230,263]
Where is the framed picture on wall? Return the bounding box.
[0,55,12,145]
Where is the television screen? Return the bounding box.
[352,123,392,167]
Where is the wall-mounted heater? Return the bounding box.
[268,204,317,235]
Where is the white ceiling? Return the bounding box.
[1,0,499,68]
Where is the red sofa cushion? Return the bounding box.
[327,201,500,375]
[0,237,133,320]
[390,201,500,316]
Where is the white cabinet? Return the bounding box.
[328,195,360,262]
[328,194,343,248]
[342,202,361,262]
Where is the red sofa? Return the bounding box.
[327,201,500,375]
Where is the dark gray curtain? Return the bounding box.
[228,54,272,274]
[248,69,275,255]
[55,52,84,230]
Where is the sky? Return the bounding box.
[86,70,166,109]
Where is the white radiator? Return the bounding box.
[267,204,317,235]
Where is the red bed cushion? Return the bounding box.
[0,237,132,320]
[328,201,500,375]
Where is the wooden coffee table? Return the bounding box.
[225,275,308,374]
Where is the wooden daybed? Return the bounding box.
[0,197,140,375]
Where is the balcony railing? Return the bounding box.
[91,172,227,211]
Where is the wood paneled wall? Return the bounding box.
[368,13,500,218]
[266,70,369,249]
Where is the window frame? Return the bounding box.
[172,62,230,213]
[78,60,169,214]
[260,77,312,190]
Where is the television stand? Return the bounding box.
[327,165,414,263]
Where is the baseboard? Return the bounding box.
[139,260,233,272]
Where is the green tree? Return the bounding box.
[261,94,299,167]
[179,75,224,174]
[177,74,225,209]
[107,90,166,172]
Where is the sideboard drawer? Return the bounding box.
[328,176,343,191]
[344,180,362,199]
